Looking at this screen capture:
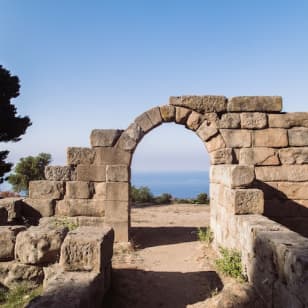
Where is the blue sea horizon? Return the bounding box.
[132,170,209,198]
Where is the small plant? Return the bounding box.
[197,227,213,245]
[215,247,246,281]
[0,283,42,308]
[54,218,78,231]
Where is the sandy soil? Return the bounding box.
[103,204,260,308]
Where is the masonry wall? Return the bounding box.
[4,95,307,307]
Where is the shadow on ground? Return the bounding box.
[103,269,223,308]
[130,226,200,248]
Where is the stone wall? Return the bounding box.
[1,95,308,306]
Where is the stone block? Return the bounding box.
[196,120,218,141]
[66,181,94,199]
[117,122,143,152]
[93,182,106,199]
[0,261,43,288]
[204,134,226,152]
[240,112,267,129]
[60,226,114,272]
[255,165,308,182]
[263,199,302,217]
[239,148,280,166]
[210,148,233,164]
[27,268,105,308]
[94,147,132,165]
[228,96,282,112]
[104,201,128,222]
[231,189,264,214]
[220,129,251,148]
[135,112,154,133]
[186,111,203,130]
[22,198,55,218]
[269,112,308,128]
[105,182,129,201]
[109,221,129,242]
[39,216,106,228]
[253,128,288,147]
[0,198,22,222]
[90,129,122,147]
[146,107,163,127]
[218,113,241,128]
[106,165,129,182]
[76,164,106,181]
[288,127,308,146]
[170,95,227,113]
[175,107,191,124]
[56,199,105,217]
[45,166,76,181]
[0,226,26,261]
[15,224,68,265]
[160,105,175,122]
[210,165,255,188]
[276,182,308,199]
[67,147,96,165]
[29,181,64,199]
[279,147,308,164]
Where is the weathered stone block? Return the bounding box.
[0,207,7,225]
[0,198,22,222]
[117,123,143,152]
[22,198,55,218]
[56,199,105,217]
[231,189,264,214]
[210,165,255,188]
[106,165,129,182]
[0,226,26,261]
[40,216,106,228]
[240,112,267,129]
[94,147,132,165]
[210,148,233,164]
[269,112,308,128]
[104,201,128,222]
[197,121,218,141]
[228,96,282,112]
[15,224,68,265]
[160,105,175,122]
[29,181,64,199]
[277,182,308,199]
[105,182,129,201]
[186,111,203,130]
[67,147,95,165]
[135,112,153,133]
[170,95,227,113]
[90,129,122,147]
[219,113,241,129]
[28,268,105,308]
[239,148,280,166]
[60,226,114,272]
[45,166,76,181]
[288,127,308,146]
[279,147,308,164]
[220,129,251,148]
[146,107,163,127]
[93,182,106,199]
[66,181,94,199]
[175,107,191,124]
[255,165,308,182]
[205,134,226,152]
[76,164,106,181]
[108,220,129,242]
[0,261,44,288]
[253,129,288,147]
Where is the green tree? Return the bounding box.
[194,192,209,204]
[131,185,154,203]
[0,65,32,183]
[8,153,52,193]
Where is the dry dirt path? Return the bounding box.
[103,204,260,308]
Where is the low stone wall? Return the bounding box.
[0,198,114,307]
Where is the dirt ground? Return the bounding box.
[103,204,262,308]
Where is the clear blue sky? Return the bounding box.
[1,1,308,186]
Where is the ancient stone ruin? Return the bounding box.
[0,95,307,307]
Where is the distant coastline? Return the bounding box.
[132,170,209,198]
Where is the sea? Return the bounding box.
[131,171,209,198]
